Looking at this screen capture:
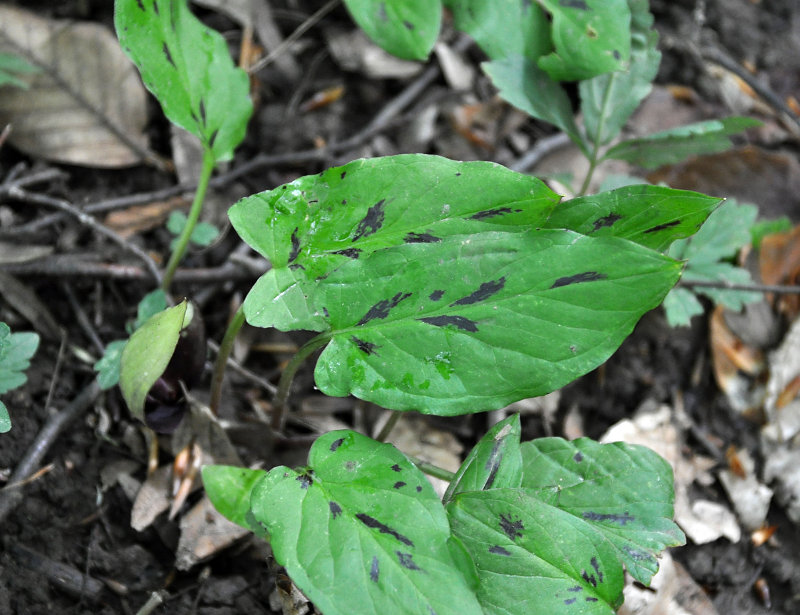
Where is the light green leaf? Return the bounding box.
[133,289,169,332]
[537,0,630,81]
[230,155,561,332]
[445,0,551,61]
[603,117,762,169]
[114,0,252,162]
[0,401,10,433]
[342,0,441,60]
[543,185,721,252]
[167,210,219,249]
[250,430,484,615]
[483,56,585,150]
[672,199,757,263]
[579,0,660,145]
[683,263,762,310]
[120,301,187,421]
[0,329,39,394]
[94,339,128,390]
[519,438,685,584]
[443,414,522,505]
[202,465,266,532]
[448,488,623,614]
[0,52,40,89]
[662,287,704,327]
[311,230,680,415]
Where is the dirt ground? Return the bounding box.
[1,1,800,614]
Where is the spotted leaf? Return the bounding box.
[248,430,483,615]
[115,0,252,162]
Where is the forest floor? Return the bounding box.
[1,1,800,614]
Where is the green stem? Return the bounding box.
[375,411,402,443]
[409,456,455,482]
[577,75,616,196]
[208,304,246,416]
[161,148,215,292]
[272,333,330,432]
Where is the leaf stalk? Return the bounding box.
[208,304,246,415]
[272,333,330,432]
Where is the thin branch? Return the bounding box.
[679,279,800,294]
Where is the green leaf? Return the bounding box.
[133,289,169,332]
[167,211,219,250]
[579,0,660,145]
[603,117,762,169]
[0,401,10,433]
[448,488,623,614]
[519,438,685,584]
[445,0,551,61]
[342,0,442,61]
[0,52,40,89]
[94,339,128,390]
[0,329,39,395]
[114,0,252,162]
[202,465,266,531]
[230,155,561,332]
[120,301,187,421]
[683,263,762,310]
[443,414,522,505]
[311,230,680,415]
[483,56,585,150]
[751,217,791,250]
[662,287,704,327]
[249,430,484,615]
[543,185,721,252]
[671,199,757,264]
[537,0,630,82]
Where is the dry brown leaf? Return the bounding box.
[104,197,189,238]
[175,495,250,570]
[760,224,800,319]
[0,4,149,167]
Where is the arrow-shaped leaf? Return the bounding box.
[249,430,483,615]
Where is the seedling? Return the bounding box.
[0,322,39,433]
[0,52,39,89]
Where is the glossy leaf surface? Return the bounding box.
[202,465,266,532]
[543,185,721,252]
[342,0,441,60]
[519,438,685,584]
[446,0,551,61]
[115,0,252,161]
[579,0,660,145]
[603,117,762,169]
[230,155,561,332]
[311,230,680,414]
[443,414,522,505]
[120,301,187,421]
[249,430,483,615]
[537,0,630,81]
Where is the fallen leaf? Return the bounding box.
[175,495,250,570]
[104,197,189,238]
[718,447,773,531]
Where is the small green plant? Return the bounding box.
[0,322,40,433]
[0,52,39,89]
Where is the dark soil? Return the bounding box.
[2,1,799,614]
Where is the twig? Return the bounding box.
[207,339,278,396]
[0,380,101,525]
[62,281,105,354]
[5,185,162,284]
[509,132,573,173]
[679,279,800,294]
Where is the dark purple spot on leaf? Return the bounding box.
[370,556,379,582]
[573,451,584,462]
[416,485,422,492]
[586,597,599,602]
[135,0,145,10]
[484,440,502,489]
[297,472,312,489]
[163,43,176,68]
[582,511,635,525]
[288,227,301,263]
[356,513,414,546]
[404,232,440,244]
[199,99,207,125]
[353,199,386,241]
[593,213,622,230]
[403,20,415,30]
[351,336,379,355]
[341,171,347,179]
[582,570,597,587]
[329,501,342,519]
[342,199,347,205]
[429,290,445,301]
[393,481,406,489]
[323,306,330,318]
[613,49,621,60]
[418,315,478,332]
[357,291,412,325]
[551,271,607,288]
[564,598,577,605]
[591,557,603,583]
[623,546,650,561]
[470,207,514,220]
[451,277,506,306]
[568,586,582,592]
[208,129,219,149]
[396,552,422,571]
[391,464,402,472]
[489,545,511,556]
[330,437,344,452]
[345,461,356,471]
[153,0,159,15]
[499,513,524,540]
[644,220,681,233]
[560,0,589,8]
[334,248,361,259]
